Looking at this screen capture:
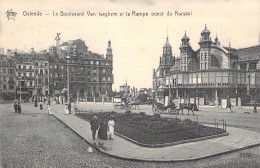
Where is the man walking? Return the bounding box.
[17,102,22,113]
[13,102,18,114]
[68,102,71,114]
[90,116,99,140]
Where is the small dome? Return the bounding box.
[164,37,172,48]
[201,24,210,34]
[182,31,190,40]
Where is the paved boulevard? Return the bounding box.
[0,103,259,167]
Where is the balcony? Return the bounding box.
[26,69,34,72]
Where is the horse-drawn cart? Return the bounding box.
[113,97,131,109]
[153,103,195,115]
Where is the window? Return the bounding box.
[45,69,48,74]
[3,76,6,82]
[55,65,58,69]
[90,61,93,65]
[18,73,21,77]
[103,69,105,73]
[40,69,43,75]
[3,85,6,90]
[45,63,48,66]
[30,81,33,86]
[18,65,21,69]
[23,73,26,77]
[3,68,6,74]
[61,66,63,69]
[23,65,26,69]
[9,77,14,81]
[29,66,32,69]
[50,65,52,69]
[29,73,32,77]
[38,79,41,84]
[9,85,14,90]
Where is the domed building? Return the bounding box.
[153,25,260,108]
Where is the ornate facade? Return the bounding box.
[153,25,260,107]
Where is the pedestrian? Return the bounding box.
[108,116,115,140]
[48,99,51,105]
[13,102,18,114]
[34,98,38,107]
[73,102,78,113]
[17,102,22,113]
[227,101,233,113]
[98,120,108,140]
[64,103,69,115]
[90,116,99,140]
[68,102,71,114]
[40,102,43,110]
[47,104,52,115]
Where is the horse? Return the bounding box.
[130,100,140,109]
[180,103,195,116]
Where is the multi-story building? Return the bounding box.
[48,37,114,102]
[14,53,35,101]
[153,25,260,107]
[48,51,66,99]
[0,55,16,100]
[34,54,49,101]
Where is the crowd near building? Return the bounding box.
[153,25,260,108]
[0,35,114,102]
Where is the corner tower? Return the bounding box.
[179,31,191,71]
[159,36,174,76]
[198,24,212,70]
[106,40,113,60]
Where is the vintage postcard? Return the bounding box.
[0,0,260,167]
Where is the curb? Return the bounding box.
[52,113,260,163]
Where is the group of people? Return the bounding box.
[90,116,115,140]
[13,102,22,113]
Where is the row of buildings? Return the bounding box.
[0,36,114,102]
[153,25,260,107]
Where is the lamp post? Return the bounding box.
[66,55,71,103]
[19,82,21,103]
[253,89,257,113]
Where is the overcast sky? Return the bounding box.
[0,0,259,90]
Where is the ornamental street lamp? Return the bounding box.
[66,55,71,103]
[19,82,21,103]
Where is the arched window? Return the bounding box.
[211,55,220,68]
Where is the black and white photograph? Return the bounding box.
[0,0,260,167]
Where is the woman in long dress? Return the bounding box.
[98,121,108,140]
[47,105,52,115]
[108,117,115,140]
[64,104,70,115]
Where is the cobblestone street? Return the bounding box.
[1,103,260,168]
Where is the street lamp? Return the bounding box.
[19,82,21,102]
[66,55,71,103]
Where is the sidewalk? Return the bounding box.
[51,104,260,162]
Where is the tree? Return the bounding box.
[137,94,148,102]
